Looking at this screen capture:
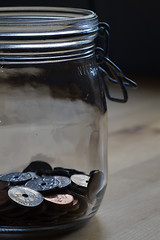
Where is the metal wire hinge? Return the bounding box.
[96,22,137,103]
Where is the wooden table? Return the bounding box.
[1,76,159,240]
[60,77,160,240]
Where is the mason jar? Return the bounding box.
[0,6,136,239]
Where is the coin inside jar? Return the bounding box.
[27,172,40,180]
[87,170,104,202]
[8,186,43,207]
[0,172,32,185]
[25,176,59,192]
[67,199,79,212]
[44,194,74,208]
[71,174,90,188]
[52,167,70,177]
[54,176,71,188]
[23,160,52,175]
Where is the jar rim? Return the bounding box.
[0,6,98,63]
[0,6,98,38]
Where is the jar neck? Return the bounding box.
[0,7,98,64]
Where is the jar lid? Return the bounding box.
[0,7,98,63]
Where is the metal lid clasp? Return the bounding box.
[96,22,137,103]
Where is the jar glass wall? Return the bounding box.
[0,56,107,234]
[0,57,107,177]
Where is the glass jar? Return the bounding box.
[0,7,136,238]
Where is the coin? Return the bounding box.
[23,160,52,175]
[54,176,71,188]
[8,186,43,207]
[52,167,70,177]
[87,170,104,202]
[25,176,59,192]
[44,194,74,208]
[27,172,40,180]
[65,168,86,177]
[0,172,32,185]
[67,199,79,212]
[71,174,90,188]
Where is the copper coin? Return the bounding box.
[71,174,90,188]
[44,194,74,208]
[87,170,104,202]
[73,199,78,206]
[8,186,43,207]
[68,199,80,212]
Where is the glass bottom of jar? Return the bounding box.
[0,216,93,239]
[0,161,106,238]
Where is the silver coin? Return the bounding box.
[25,176,59,192]
[71,174,90,188]
[27,172,40,180]
[0,172,32,184]
[8,186,43,207]
[54,176,71,188]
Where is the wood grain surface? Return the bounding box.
[1,76,159,240]
[58,77,160,240]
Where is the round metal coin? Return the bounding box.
[0,172,32,184]
[52,167,70,177]
[54,176,71,188]
[8,186,43,207]
[25,176,59,192]
[71,174,90,188]
[87,170,104,202]
[23,160,52,175]
[68,199,79,212]
[44,194,74,208]
[27,172,40,180]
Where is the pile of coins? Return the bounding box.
[0,161,104,227]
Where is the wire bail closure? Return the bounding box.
[96,22,137,103]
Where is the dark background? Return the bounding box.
[0,0,159,76]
